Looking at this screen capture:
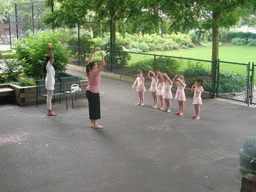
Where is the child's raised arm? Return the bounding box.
[191,83,197,92]
[148,71,152,80]
[172,75,178,84]
[163,73,173,85]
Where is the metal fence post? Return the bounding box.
[216,58,219,98]
[154,55,156,71]
[78,22,81,66]
[110,19,113,72]
[250,62,254,105]
[32,2,34,34]
[8,14,12,49]
[15,3,18,40]
[246,62,250,106]
[212,58,219,98]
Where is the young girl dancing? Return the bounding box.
[157,71,165,111]
[132,70,146,106]
[162,73,173,113]
[173,75,186,116]
[191,79,204,120]
[43,43,57,116]
[148,71,158,108]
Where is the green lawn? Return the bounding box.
[128,46,256,77]
[129,46,256,65]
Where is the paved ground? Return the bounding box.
[1,70,256,192]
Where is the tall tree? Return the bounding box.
[45,0,150,45]
[159,0,254,78]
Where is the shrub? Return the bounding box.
[16,76,36,86]
[227,31,256,41]
[131,57,180,75]
[183,62,211,78]
[14,30,69,78]
[68,35,95,62]
[248,39,256,46]
[183,63,246,93]
[130,48,143,53]
[0,59,23,82]
[231,38,247,46]
[103,42,131,68]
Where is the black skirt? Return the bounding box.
[86,90,101,120]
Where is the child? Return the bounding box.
[156,71,165,111]
[148,71,158,108]
[173,75,186,116]
[191,79,204,120]
[132,70,146,106]
[162,73,173,113]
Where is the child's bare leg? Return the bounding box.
[135,92,141,105]
[179,101,184,116]
[193,104,197,118]
[195,104,200,120]
[159,96,164,110]
[164,99,168,109]
[141,91,144,105]
[153,92,158,105]
[168,99,171,110]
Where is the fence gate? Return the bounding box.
[216,60,254,106]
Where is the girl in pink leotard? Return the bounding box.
[132,70,146,106]
[156,71,165,111]
[162,73,174,113]
[148,71,158,108]
[191,79,204,120]
[173,74,186,116]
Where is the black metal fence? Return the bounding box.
[1,1,256,106]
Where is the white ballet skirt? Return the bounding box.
[175,82,186,101]
[149,78,158,92]
[157,81,165,96]
[163,82,172,99]
[45,61,55,90]
[135,77,146,92]
[193,88,204,105]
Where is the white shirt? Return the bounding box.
[45,61,55,90]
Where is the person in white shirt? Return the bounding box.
[43,43,57,116]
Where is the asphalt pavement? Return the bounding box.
[1,70,256,192]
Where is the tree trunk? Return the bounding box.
[211,9,220,80]
[110,6,116,45]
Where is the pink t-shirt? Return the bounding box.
[86,69,101,93]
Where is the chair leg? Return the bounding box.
[66,96,68,110]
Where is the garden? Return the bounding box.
[1,28,256,95]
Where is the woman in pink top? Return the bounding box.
[86,49,105,129]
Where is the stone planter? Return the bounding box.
[1,80,88,106]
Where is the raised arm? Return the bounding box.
[97,50,105,73]
[191,83,197,92]
[163,73,173,84]
[148,71,152,80]
[88,49,97,64]
[48,43,54,64]
[172,74,178,84]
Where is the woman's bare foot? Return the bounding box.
[47,112,57,116]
